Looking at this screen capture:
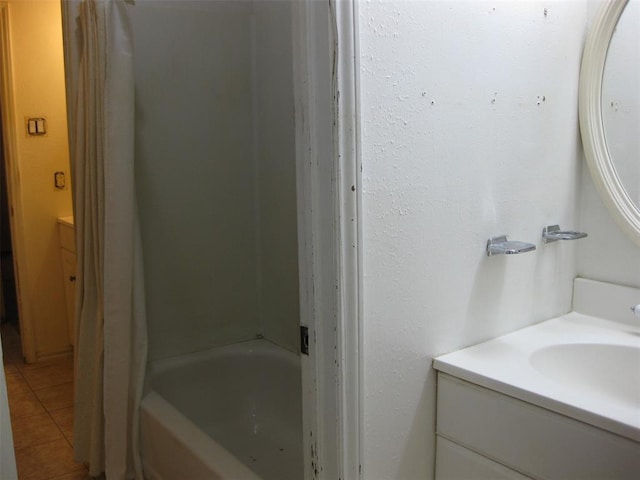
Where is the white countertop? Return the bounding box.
[57,216,74,227]
[434,312,640,442]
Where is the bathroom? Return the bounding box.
[2,0,640,479]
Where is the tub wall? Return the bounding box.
[358,2,588,478]
[254,1,300,354]
[132,1,299,361]
[132,1,258,361]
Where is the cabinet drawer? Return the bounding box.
[61,249,77,280]
[436,436,531,480]
[437,373,640,479]
[58,223,76,253]
[60,249,77,345]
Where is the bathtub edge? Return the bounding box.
[140,391,262,480]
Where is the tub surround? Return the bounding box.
[131,0,299,363]
[130,3,301,477]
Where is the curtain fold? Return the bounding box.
[70,1,147,478]
[73,0,105,473]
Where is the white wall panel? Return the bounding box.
[132,1,259,361]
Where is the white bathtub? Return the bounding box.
[140,339,303,480]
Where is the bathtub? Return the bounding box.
[140,339,303,480]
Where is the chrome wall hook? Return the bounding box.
[486,235,537,256]
[542,225,588,243]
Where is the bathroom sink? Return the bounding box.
[433,309,640,442]
[530,343,640,407]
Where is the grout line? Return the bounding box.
[47,408,70,448]
[49,407,73,434]
[17,357,74,376]
[31,380,74,395]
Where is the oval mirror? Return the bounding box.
[579,0,640,247]
[602,0,639,213]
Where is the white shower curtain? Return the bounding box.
[67,0,147,478]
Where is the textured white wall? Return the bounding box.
[358,2,587,478]
[577,0,640,288]
[578,168,640,287]
[132,1,260,361]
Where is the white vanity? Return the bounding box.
[433,279,640,479]
[57,216,76,346]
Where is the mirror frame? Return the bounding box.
[579,0,640,247]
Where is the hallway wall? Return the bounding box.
[4,0,73,360]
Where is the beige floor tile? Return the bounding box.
[22,361,74,390]
[18,353,73,373]
[0,323,22,347]
[10,411,65,450]
[2,346,25,367]
[50,406,74,438]
[1,338,22,351]
[35,382,74,412]
[3,361,19,375]
[48,469,91,480]
[4,371,32,396]
[8,390,46,419]
[15,438,85,480]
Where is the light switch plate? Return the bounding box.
[54,171,65,189]
[26,117,46,136]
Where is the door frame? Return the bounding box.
[294,1,362,478]
[58,0,362,476]
[0,2,37,362]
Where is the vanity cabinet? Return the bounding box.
[435,373,640,480]
[57,217,76,346]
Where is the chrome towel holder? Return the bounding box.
[542,225,588,243]
[486,235,537,256]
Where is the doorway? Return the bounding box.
[0,112,19,331]
[57,0,362,478]
[0,0,74,363]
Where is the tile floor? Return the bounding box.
[1,322,89,480]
